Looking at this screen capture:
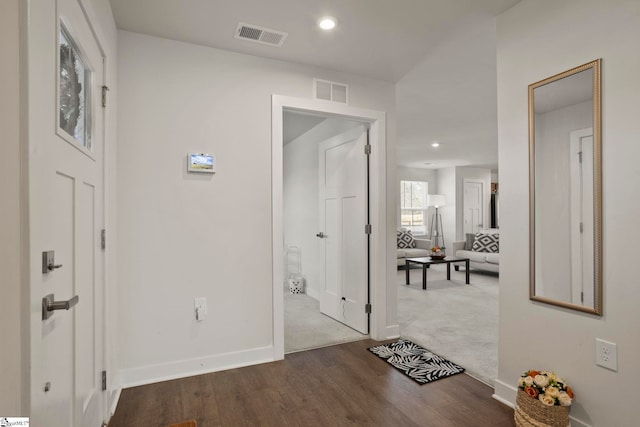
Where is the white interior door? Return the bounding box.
[570,128,594,306]
[29,0,106,425]
[318,126,369,334]
[464,181,483,234]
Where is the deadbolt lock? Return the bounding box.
[42,250,63,274]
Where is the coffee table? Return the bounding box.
[405,256,470,290]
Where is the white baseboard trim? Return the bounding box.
[108,387,121,419]
[383,324,400,340]
[493,378,591,427]
[493,379,516,407]
[569,417,591,427]
[118,345,274,388]
[305,287,319,300]
[105,370,123,423]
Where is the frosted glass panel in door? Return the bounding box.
[59,26,92,148]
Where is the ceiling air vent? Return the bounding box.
[235,23,288,47]
[314,79,349,104]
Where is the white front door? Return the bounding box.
[464,182,483,235]
[29,0,106,425]
[318,126,369,334]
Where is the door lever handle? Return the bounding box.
[42,294,79,320]
[316,232,325,238]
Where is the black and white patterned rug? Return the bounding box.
[368,339,465,385]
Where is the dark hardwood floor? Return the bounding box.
[108,339,514,427]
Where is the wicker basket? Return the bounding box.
[515,390,570,427]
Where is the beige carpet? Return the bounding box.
[284,289,367,353]
[283,267,498,386]
[398,265,499,386]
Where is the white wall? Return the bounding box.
[0,0,25,415]
[283,118,362,298]
[431,166,490,248]
[435,168,456,249]
[396,167,437,236]
[117,31,396,385]
[495,0,640,425]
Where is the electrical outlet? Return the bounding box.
[595,338,617,371]
[194,297,207,321]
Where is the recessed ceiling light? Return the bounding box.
[431,142,440,148]
[319,16,337,30]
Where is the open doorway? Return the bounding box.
[271,95,389,361]
[282,111,368,352]
[396,168,499,386]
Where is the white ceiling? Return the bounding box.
[283,112,326,145]
[396,14,503,171]
[109,0,522,171]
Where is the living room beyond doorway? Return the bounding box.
[398,263,499,385]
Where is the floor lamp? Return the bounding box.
[428,194,446,249]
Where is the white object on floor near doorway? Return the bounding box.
[286,246,304,294]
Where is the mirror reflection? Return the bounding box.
[529,59,602,315]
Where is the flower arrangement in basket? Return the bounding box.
[430,246,446,259]
[515,370,574,427]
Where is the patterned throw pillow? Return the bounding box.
[397,230,416,248]
[472,233,499,253]
[464,233,476,250]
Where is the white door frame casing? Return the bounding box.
[271,95,387,360]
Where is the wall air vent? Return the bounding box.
[314,79,349,104]
[235,23,288,47]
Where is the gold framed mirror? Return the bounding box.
[529,59,602,315]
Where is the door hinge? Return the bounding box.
[578,151,583,163]
[579,222,583,233]
[101,370,107,391]
[101,229,106,250]
[580,291,584,303]
[364,144,371,155]
[365,224,372,234]
[365,303,372,314]
[101,85,110,108]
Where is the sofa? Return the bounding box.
[451,229,499,274]
[397,230,433,266]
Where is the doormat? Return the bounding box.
[368,339,465,384]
